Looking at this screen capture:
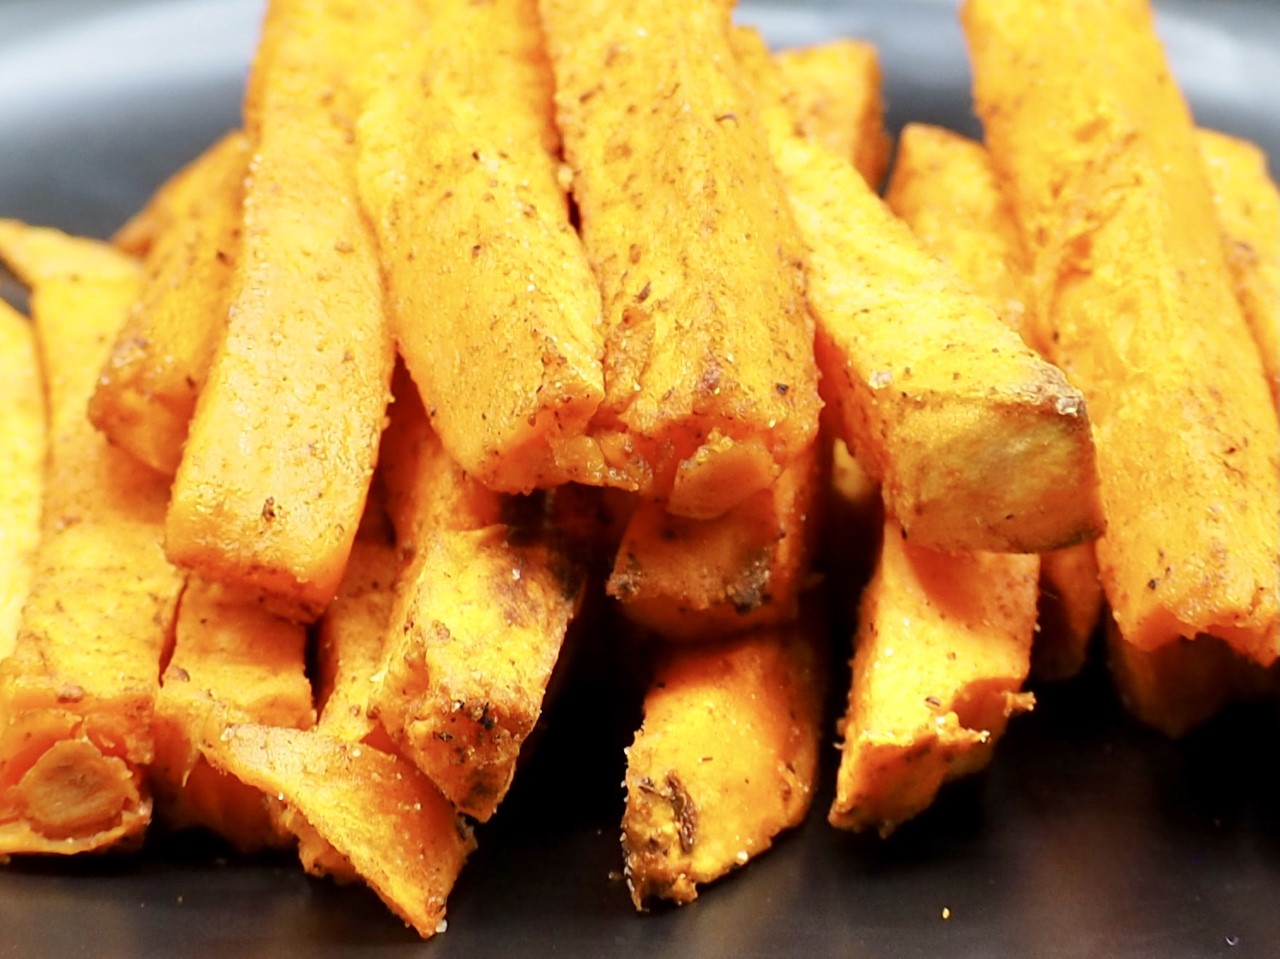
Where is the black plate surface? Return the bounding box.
[1,2,1278,957]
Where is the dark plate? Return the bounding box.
[1,2,1278,957]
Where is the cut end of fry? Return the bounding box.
[374,528,583,822]
[202,724,475,940]
[1107,625,1276,739]
[543,0,822,518]
[829,519,1037,836]
[874,372,1104,553]
[608,440,822,638]
[732,31,1104,555]
[622,616,825,909]
[0,712,151,855]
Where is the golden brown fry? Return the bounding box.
[608,440,822,639]
[733,29,1103,554]
[151,579,314,851]
[774,39,891,189]
[357,0,607,493]
[0,300,44,663]
[89,130,249,475]
[0,223,182,854]
[203,725,475,939]
[166,0,394,621]
[1197,128,1280,409]
[540,0,821,519]
[1107,626,1274,739]
[372,381,585,821]
[964,0,1280,666]
[829,517,1037,836]
[112,130,246,257]
[884,123,1105,680]
[622,615,824,908]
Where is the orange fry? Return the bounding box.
[314,538,401,746]
[774,39,891,188]
[964,0,1280,666]
[151,579,314,852]
[372,379,584,821]
[0,223,182,855]
[1197,128,1280,409]
[90,130,248,475]
[608,440,822,639]
[830,518,1037,835]
[204,725,475,939]
[1107,627,1275,739]
[166,0,394,620]
[0,300,44,663]
[734,28,1102,554]
[540,0,821,519]
[357,0,607,493]
[884,123,1104,680]
[112,130,246,258]
[623,614,825,907]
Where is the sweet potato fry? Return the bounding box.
[0,300,44,663]
[357,0,607,493]
[884,123,1037,347]
[378,368,505,553]
[1099,131,1280,698]
[314,538,401,746]
[540,0,821,519]
[89,130,249,475]
[1107,626,1275,739]
[733,29,1103,554]
[829,517,1037,836]
[773,39,891,189]
[151,579,314,851]
[166,0,394,621]
[112,130,246,258]
[622,614,825,908]
[884,123,1104,680]
[372,379,585,821]
[964,0,1280,666]
[607,439,822,639]
[298,533,402,875]
[1197,128,1280,410]
[203,724,475,939]
[0,222,183,854]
